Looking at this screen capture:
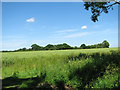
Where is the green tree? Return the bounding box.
[85,45,91,49]
[83,1,120,22]
[55,43,72,50]
[80,44,86,49]
[45,44,55,50]
[74,46,78,49]
[62,43,72,49]
[31,44,41,50]
[22,47,26,51]
[102,40,110,48]
[91,45,96,48]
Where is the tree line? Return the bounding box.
[2,40,109,52]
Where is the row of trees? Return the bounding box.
[80,40,110,49]
[16,43,72,51]
[15,40,109,51]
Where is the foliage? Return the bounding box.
[102,40,110,48]
[31,44,43,51]
[80,44,86,49]
[80,40,110,49]
[2,40,110,52]
[83,1,120,22]
[44,44,55,50]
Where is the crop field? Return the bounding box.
[2,48,120,89]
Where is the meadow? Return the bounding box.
[2,48,120,89]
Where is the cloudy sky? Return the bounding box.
[2,2,118,50]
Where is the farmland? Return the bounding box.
[2,48,120,89]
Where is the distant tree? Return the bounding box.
[22,47,26,51]
[74,46,78,49]
[86,45,91,49]
[27,48,32,51]
[55,43,72,50]
[91,45,96,48]
[56,44,65,50]
[16,48,24,51]
[45,44,55,50]
[12,40,110,52]
[80,44,86,49]
[31,44,42,50]
[102,40,110,48]
[62,43,72,49]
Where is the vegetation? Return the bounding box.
[83,1,120,22]
[2,40,110,52]
[2,48,119,89]
[80,40,110,49]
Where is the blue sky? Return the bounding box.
[2,2,118,50]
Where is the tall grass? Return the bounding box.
[2,48,119,89]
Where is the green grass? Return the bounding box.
[2,47,120,89]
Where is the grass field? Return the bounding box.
[2,48,120,89]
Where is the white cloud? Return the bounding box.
[65,32,89,38]
[26,17,35,22]
[81,26,87,29]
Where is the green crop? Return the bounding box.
[2,48,119,89]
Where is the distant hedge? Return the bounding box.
[2,40,110,52]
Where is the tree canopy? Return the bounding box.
[6,40,110,52]
[83,1,120,22]
[102,40,110,48]
[31,44,43,50]
[80,44,86,49]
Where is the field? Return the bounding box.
[2,48,120,89]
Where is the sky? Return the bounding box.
[2,0,83,2]
[2,2,118,50]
